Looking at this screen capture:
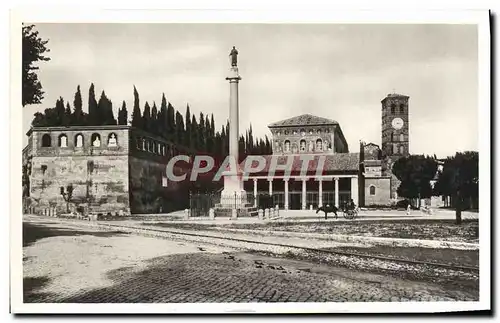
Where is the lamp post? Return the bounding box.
[60,184,74,213]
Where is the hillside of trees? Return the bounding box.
[31,84,273,160]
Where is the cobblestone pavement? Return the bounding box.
[23,219,478,303]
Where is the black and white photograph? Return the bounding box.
[9,7,491,314]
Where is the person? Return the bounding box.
[348,199,356,211]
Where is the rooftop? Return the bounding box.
[241,153,360,174]
[268,114,339,128]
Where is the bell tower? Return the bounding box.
[381,92,410,200]
[381,93,410,164]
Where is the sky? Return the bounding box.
[22,23,478,158]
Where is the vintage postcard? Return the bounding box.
[10,8,491,314]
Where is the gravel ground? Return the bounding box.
[152,219,479,243]
[23,217,478,303]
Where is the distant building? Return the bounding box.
[22,125,194,216]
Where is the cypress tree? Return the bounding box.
[63,102,72,126]
[159,94,168,139]
[88,83,98,125]
[175,111,185,147]
[198,112,206,152]
[142,102,151,133]
[118,101,128,125]
[131,86,142,129]
[205,117,212,154]
[191,115,198,151]
[55,96,65,126]
[185,104,191,147]
[72,85,84,125]
[151,102,158,135]
[167,102,176,142]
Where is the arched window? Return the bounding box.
[91,133,101,147]
[399,145,405,154]
[75,134,84,148]
[316,139,323,151]
[58,134,68,148]
[108,133,118,147]
[299,139,306,152]
[391,132,396,141]
[284,140,291,152]
[41,134,51,147]
[393,143,398,154]
[400,104,405,114]
[390,104,396,114]
[399,134,404,142]
[369,185,376,195]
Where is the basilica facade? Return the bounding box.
[242,93,410,209]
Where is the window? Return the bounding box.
[58,134,68,148]
[369,185,376,195]
[399,134,404,142]
[300,139,306,152]
[316,139,323,151]
[91,133,101,147]
[399,145,405,154]
[41,134,51,147]
[284,140,291,152]
[400,104,405,114]
[41,165,47,175]
[108,133,118,147]
[393,143,398,154]
[391,132,396,141]
[75,134,84,148]
[390,104,396,114]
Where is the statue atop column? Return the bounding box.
[230,46,238,67]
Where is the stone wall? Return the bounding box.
[30,155,130,215]
[364,177,391,206]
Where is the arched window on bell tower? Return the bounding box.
[390,103,396,114]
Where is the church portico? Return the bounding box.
[243,175,356,210]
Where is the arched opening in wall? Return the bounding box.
[400,104,405,114]
[393,143,398,154]
[399,145,405,155]
[399,134,404,142]
[58,134,68,148]
[91,133,101,147]
[315,139,323,151]
[108,133,118,147]
[74,134,84,147]
[136,137,142,150]
[141,138,146,151]
[391,132,396,141]
[391,104,396,114]
[299,139,306,152]
[369,185,376,195]
[284,140,291,152]
[41,134,51,147]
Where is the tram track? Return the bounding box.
[24,215,479,273]
[87,220,480,274]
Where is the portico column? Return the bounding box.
[253,178,258,207]
[334,177,339,208]
[302,178,307,210]
[318,179,323,207]
[268,179,273,196]
[351,176,358,205]
[284,179,289,210]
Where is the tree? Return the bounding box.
[131,86,142,128]
[97,90,116,125]
[22,24,50,107]
[142,102,151,132]
[167,102,176,142]
[191,115,198,151]
[88,83,98,125]
[185,104,192,147]
[72,85,85,125]
[151,102,158,135]
[433,151,479,224]
[159,94,168,139]
[392,155,438,208]
[118,101,128,125]
[63,102,72,126]
[175,111,185,147]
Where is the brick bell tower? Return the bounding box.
[381,92,410,199]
